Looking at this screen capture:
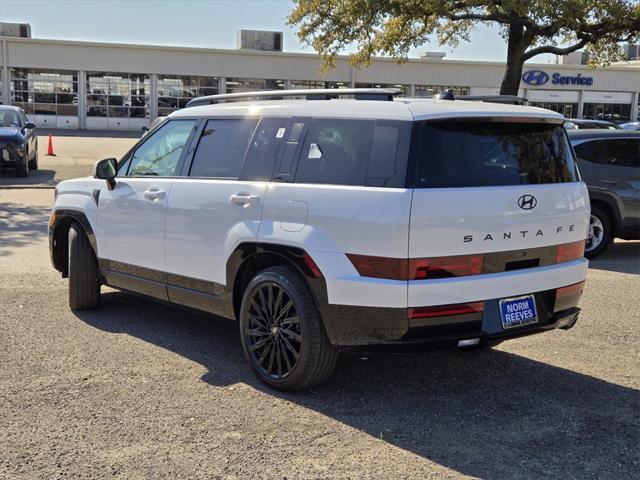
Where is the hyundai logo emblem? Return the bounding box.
[518,195,537,210]
[522,70,549,86]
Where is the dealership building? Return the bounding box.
[1,26,639,131]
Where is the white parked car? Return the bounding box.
[49,89,589,390]
[620,121,640,131]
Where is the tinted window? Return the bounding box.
[295,119,374,186]
[573,140,606,163]
[366,123,409,187]
[127,119,195,176]
[189,118,258,178]
[239,117,289,181]
[574,138,640,167]
[605,139,640,168]
[411,121,578,188]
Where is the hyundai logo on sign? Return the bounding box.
[522,70,549,86]
[522,70,594,87]
[518,195,537,210]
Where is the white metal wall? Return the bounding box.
[1,36,638,129]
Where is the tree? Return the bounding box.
[288,0,640,95]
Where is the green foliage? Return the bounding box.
[289,0,640,72]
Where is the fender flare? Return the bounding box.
[49,209,98,274]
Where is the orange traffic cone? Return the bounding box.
[47,134,56,156]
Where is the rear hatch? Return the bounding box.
[407,117,589,306]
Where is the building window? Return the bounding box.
[355,83,410,95]
[290,80,349,89]
[157,75,219,116]
[10,68,79,116]
[86,72,150,118]
[225,78,286,94]
[530,102,579,118]
[583,103,631,122]
[415,85,469,97]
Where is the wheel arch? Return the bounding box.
[50,209,98,277]
[588,190,622,235]
[227,243,327,321]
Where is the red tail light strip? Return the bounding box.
[556,280,585,298]
[555,241,585,263]
[409,302,485,319]
[347,241,585,281]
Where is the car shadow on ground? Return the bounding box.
[0,169,56,187]
[74,291,640,480]
[0,202,51,255]
[588,241,640,275]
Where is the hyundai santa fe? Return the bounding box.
[49,89,589,390]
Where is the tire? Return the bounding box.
[15,150,28,177]
[28,146,38,170]
[68,223,100,310]
[585,205,613,259]
[239,266,338,391]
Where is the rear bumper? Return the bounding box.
[320,283,583,347]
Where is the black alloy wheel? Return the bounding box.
[239,266,338,391]
[244,282,302,380]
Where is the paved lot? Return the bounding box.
[0,132,138,188]
[0,188,639,479]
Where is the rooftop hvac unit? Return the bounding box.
[237,30,283,52]
[420,51,446,60]
[0,22,32,38]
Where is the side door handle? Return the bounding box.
[144,188,166,201]
[601,180,621,185]
[230,193,259,208]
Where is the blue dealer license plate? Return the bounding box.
[499,295,538,329]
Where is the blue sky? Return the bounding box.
[0,0,556,63]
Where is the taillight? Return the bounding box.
[409,255,484,280]
[556,241,585,263]
[345,254,408,281]
[408,302,484,319]
[346,253,484,281]
[556,281,585,298]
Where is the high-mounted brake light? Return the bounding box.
[555,241,585,263]
[409,302,484,320]
[346,253,484,281]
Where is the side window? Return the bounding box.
[189,118,258,178]
[365,123,410,187]
[295,119,374,186]
[573,140,607,164]
[239,117,290,181]
[605,139,640,168]
[127,119,196,176]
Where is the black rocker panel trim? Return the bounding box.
[50,209,98,274]
[99,259,234,317]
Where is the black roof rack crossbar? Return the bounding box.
[185,88,402,107]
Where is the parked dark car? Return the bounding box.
[568,129,640,258]
[0,105,38,177]
[564,119,622,131]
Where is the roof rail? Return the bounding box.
[456,95,529,105]
[185,88,402,107]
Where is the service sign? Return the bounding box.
[522,69,594,87]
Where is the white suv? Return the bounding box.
[49,89,589,391]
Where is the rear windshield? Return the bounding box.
[410,121,578,188]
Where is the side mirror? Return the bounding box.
[25,122,36,129]
[141,126,149,132]
[93,158,117,189]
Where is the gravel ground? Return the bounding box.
[0,133,137,188]
[0,189,639,479]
